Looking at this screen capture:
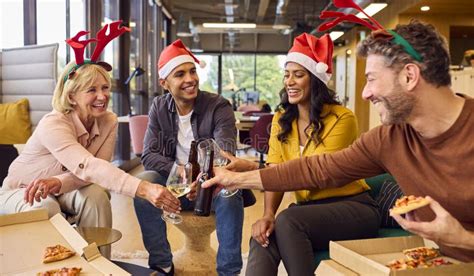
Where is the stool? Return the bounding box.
[172,211,217,275]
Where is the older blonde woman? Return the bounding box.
[0,60,180,257]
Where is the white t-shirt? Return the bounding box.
[176,111,195,164]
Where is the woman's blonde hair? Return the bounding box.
[52,61,112,113]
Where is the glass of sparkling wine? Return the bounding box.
[161,161,192,224]
[198,139,238,198]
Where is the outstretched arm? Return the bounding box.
[202,167,263,190]
[391,197,474,250]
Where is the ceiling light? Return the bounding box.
[202,23,256,29]
[420,6,430,12]
[329,31,344,40]
[356,3,388,19]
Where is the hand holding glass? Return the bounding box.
[197,139,238,197]
[162,161,192,224]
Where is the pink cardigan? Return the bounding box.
[2,110,140,197]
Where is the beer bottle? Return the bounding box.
[188,140,200,182]
[194,147,215,216]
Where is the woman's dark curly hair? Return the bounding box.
[276,72,340,144]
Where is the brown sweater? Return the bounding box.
[260,99,474,262]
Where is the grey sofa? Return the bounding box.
[0,43,59,129]
[0,43,58,184]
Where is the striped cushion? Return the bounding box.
[375,180,404,228]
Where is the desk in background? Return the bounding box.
[236,115,259,131]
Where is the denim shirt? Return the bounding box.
[142,90,237,177]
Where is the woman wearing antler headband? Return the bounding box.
[0,22,181,258]
[234,33,379,275]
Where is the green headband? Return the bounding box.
[62,60,94,84]
[388,30,423,62]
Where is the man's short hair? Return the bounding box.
[357,20,451,87]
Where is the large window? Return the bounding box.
[69,0,86,63]
[217,54,285,111]
[102,0,119,72]
[37,0,85,71]
[256,55,285,110]
[37,0,66,70]
[196,54,219,93]
[0,0,24,48]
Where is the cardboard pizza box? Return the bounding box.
[329,235,474,275]
[315,260,358,276]
[0,209,129,275]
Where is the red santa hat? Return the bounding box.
[158,39,203,79]
[285,33,333,84]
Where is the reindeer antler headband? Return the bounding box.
[64,20,131,83]
[318,0,423,62]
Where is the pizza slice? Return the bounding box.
[403,246,440,261]
[37,267,82,276]
[386,258,430,270]
[390,195,430,215]
[429,257,453,267]
[42,244,76,264]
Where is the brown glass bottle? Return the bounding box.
[194,147,215,216]
[188,140,200,182]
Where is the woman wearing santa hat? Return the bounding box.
[241,33,380,275]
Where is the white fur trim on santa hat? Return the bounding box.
[159,54,196,79]
[286,52,331,84]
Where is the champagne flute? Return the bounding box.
[162,161,192,224]
[197,139,239,198]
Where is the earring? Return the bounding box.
[71,102,77,106]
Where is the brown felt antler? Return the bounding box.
[317,0,385,32]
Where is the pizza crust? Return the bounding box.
[37,267,82,276]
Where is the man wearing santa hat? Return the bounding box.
[133,39,244,275]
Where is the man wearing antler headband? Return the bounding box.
[0,21,181,258]
[202,0,474,269]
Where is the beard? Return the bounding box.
[379,81,415,125]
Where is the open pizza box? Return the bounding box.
[328,235,474,275]
[0,209,129,275]
[315,259,358,276]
